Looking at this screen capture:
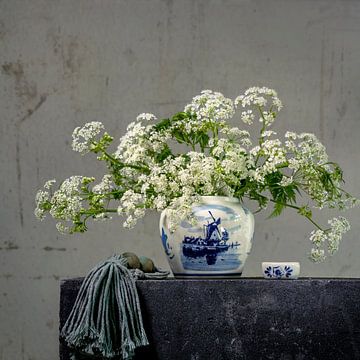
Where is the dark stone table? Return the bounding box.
[60,278,360,360]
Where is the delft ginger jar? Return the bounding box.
[159,196,254,278]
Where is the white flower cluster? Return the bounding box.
[249,139,287,183]
[36,87,358,262]
[117,190,145,228]
[49,176,86,220]
[283,131,343,209]
[35,176,95,233]
[115,146,250,230]
[184,90,235,127]
[72,122,104,154]
[285,132,328,167]
[136,113,157,122]
[309,216,350,262]
[92,174,113,195]
[138,154,217,230]
[220,127,252,147]
[34,189,51,220]
[115,119,169,166]
[235,86,283,110]
[240,110,255,125]
[235,87,282,126]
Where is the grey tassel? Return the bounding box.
[61,255,154,359]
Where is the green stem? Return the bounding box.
[254,106,268,166]
[81,209,118,216]
[269,199,299,210]
[337,186,356,198]
[257,106,267,137]
[102,150,119,165]
[269,199,325,231]
[91,141,150,173]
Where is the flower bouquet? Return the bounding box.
[35,87,358,265]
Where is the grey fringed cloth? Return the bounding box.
[61,255,169,359]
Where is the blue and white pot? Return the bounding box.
[159,196,254,278]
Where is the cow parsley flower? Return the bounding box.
[260,111,276,126]
[310,248,326,262]
[44,179,56,190]
[72,121,104,154]
[240,110,255,125]
[235,86,283,112]
[34,189,50,220]
[262,130,277,138]
[327,216,350,255]
[49,176,85,220]
[310,229,327,247]
[136,113,157,122]
[56,222,70,234]
[93,174,113,194]
[35,87,357,262]
[184,90,235,124]
[279,176,293,187]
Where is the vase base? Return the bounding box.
[173,272,243,279]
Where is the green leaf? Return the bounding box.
[171,112,189,122]
[154,118,171,131]
[154,145,173,163]
[198,132,209,149]
[172,129,186,144]
[269,201,285,218]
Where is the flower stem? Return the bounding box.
[269,199,325,231]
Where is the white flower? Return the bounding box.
[56,222,70,234]
[309,229,327,247]
[154,196,167,211]
[34,189,50,220]
[134,208,146,218]
[123,215,137,228]
[328,216,350,233]
[308,217,350,261]
[240,110,254,125]
[212,139,228,157]
[285,131,297,140]
[44,179,56,190]
[231,128,250,138]
[92,174,113,194]
[327,216,350,255]
[136,113,157,122]
[119,190,143,214]
[240,138,252,147]
[279,176,293,187]
[35,87,356,262]
[93,213,112,222]
[72,122,104,154]
[114,121,160,166]
[184,90,235,124]
[262,130,277,138]
[235,86,282,112]
[310,248,326,262]
[261,112,276,126]
[48,176,94,224]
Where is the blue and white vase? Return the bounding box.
[159,196,254,278]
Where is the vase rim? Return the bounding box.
[199,196,240,203]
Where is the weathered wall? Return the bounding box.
[0,0,360,358]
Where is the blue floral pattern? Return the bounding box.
[264,265,293,279]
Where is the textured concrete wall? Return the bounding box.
[1,0,360,358]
